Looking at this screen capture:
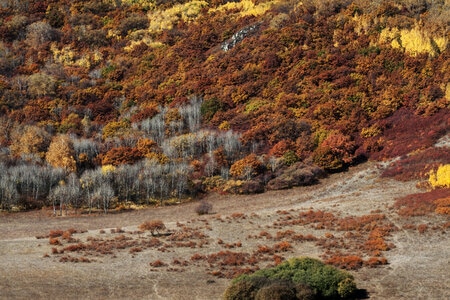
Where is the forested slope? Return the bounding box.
[0,0,449,211]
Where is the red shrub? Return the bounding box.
[139,220,166,235]
[417,224,428,234]
[364,237,388,252]
[230,212,246,219]
[325,255,364,270]
[275,230,295,240]
[365,257,388,267]
[273,254,284,265]
[190,253,205,261]
[63,243,86,252]
[207,251,250,266]
[394,189,450,217]
[258,231,272,239]
[337,214,386,231]
[273,241,292,252]
[149,260,167,267]
[255,245,274,255]
[49,230,64,238]
[435,196,450,215]
[49,237,61,245]
[129,247,143,253]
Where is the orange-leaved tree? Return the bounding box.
[230,154,264,180]
[313,132,356,171]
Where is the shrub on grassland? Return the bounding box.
[195,200,213,215]
[138,220,166,235]
[223,257,356,299]
[267,163,324,190]
[434,196,450,215]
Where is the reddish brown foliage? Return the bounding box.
[49,230,64,238]
[206,251,250,267]
[190,253,205,261]
[149,260,167,267]
[364,257,388,267]
[394,189,450,217]
[273,241,292,252]
[369,109,449,161]
[417,224,428,234]
[49,237,61,245]
[325,255,364,270]
[63,243,86,252]
[337,214,386,231]
[435,196,450,215]
[139,220,166,236]
[381,148,450,181]
[101,146,144,166]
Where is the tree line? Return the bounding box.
[0,97,246,213]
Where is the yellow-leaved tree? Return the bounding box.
[429,165,450,216]
[10,125,51,159]
[429,164,450,189]
[45,135,76,172]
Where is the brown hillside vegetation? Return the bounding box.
[0,0,449,212]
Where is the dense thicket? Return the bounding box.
[0,0,448,211]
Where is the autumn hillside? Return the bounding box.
[0,0,449,211]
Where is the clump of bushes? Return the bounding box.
[222,179,265,194]
[223,257,357,299]
[267,163,324,190]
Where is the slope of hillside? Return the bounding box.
[0,156,449,299]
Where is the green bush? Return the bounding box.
[223,277,272,300]
[223,257,356,299]
[255,280,297,300]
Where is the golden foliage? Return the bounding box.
[10,125,50,158]
[211,0,280,17]
[136,138,158,156]
[361,124,382,138]
[101,164,116,175]
[50,43,103,68]
[45,135,77,172]
[218,121,230,131]
[120,0,156,10]
[429,165,450,189]
[148,1,208,33]
[102,120,132,140]
[229,154,263,179]
[379,23,448,57]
